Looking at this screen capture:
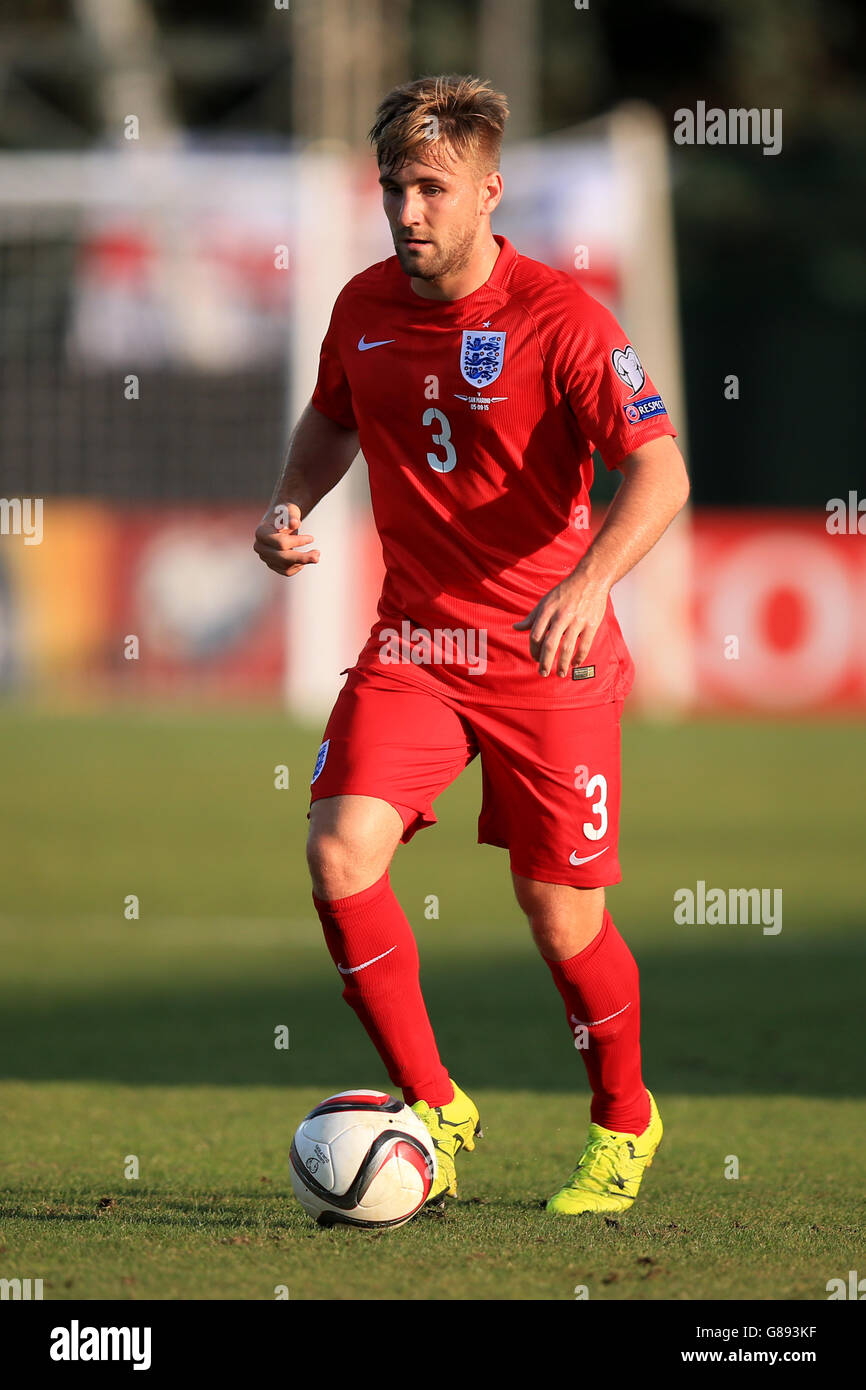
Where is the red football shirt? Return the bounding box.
[311,234,677,708]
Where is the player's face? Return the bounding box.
[379,150,495,282]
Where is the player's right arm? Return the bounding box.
[253,400,359,578]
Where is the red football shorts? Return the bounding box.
[308,664,624,887]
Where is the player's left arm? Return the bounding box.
[513,434,690,677]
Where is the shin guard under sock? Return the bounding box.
[544,909,650,1134]
[312,870,453,1108]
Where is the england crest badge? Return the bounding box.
[460,330,507,387]
[310,738,330,785]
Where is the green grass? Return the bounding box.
[1,707,864,1300]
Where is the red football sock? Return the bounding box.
[543,909,650,1134]
[312,870,454,1108]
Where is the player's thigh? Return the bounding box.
[471,699,624,889]
[307,666,477,876]
[308,793,404,846]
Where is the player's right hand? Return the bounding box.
[253,503,321,578]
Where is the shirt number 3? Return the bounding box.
[422,407,457,474]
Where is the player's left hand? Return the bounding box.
[513,572,609,677]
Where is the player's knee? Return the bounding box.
[530,915,601,960]
[306,822,393,900]
[512,875,605,957]
[307,828,355,899]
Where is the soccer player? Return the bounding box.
[255,75,690,1215]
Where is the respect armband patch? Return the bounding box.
[623,394,667,423]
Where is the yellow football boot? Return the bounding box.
[411,1081,482,1206]
[546,1090,663,1215]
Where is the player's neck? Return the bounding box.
[409,234,501,303]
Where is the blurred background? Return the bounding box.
[1,1,864,1303]
[1,0,864,713]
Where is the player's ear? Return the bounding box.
[479,170,503,215]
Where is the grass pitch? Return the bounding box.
[1,708,864,1300]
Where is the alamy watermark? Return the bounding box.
[826,491,865,534]
[0,497,43,545]
[50,1322,151,1369]
[378,621,487,675]
[674,102,782,157]
[1,1276,43,1299]
[827,1270,865,1299]
[674,881,782,935]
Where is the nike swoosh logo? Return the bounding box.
[337,945,397,975]
[570,1002,631,1026]
[569,847,608,866]
[357,336,395,351]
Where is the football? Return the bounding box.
[289,1089,438,1228]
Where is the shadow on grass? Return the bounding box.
[0,1198,295,1230]
[1,938,863,1097]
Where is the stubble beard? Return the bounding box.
[395,222,478,283]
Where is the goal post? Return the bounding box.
[282,152,361,724]
[609,102,694,716]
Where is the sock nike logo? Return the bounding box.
[569,1002,632,1027]
[337,945,397,975]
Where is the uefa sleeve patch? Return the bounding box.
[611,345,646,395]
[311,739,330,785]
[624,394,667,423]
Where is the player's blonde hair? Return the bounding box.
[369,74,509,178]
